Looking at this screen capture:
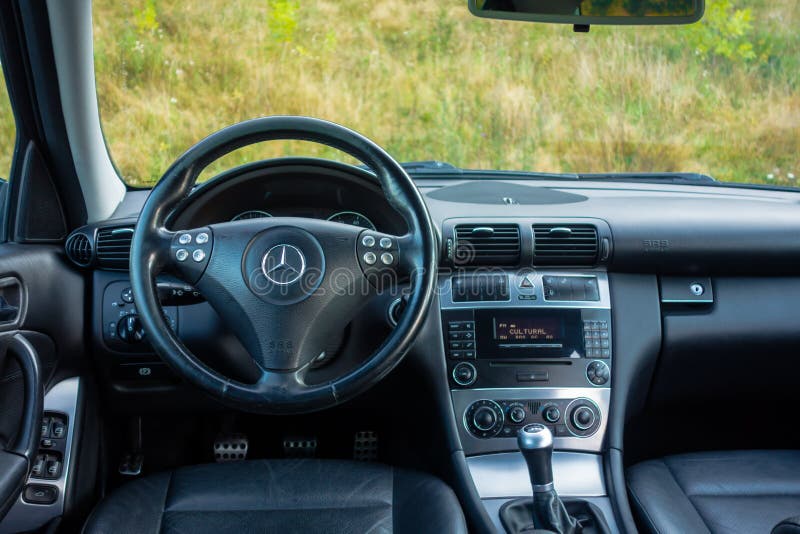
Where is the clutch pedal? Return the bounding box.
[214,434,249,462]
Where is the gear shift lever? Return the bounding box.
[517,424,580,533]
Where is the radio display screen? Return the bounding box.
[475,308,583,358]
[493,316,561,345]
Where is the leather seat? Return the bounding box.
[83,459,467,533]
[627,450,800,534]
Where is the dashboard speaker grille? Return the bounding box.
[533,224,598,266]
[65,233,93,267]
[96,226,134,270]
[454,224,521,266]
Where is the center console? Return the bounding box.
[442,271,612,456]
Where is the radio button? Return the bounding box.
[449,332,464,340]
[450,341,463,350]
[462,341,475,349]
[517,371,549,382]
[448,322,464,331]
[463,322,475,331]
[462,350,476,359]
[449,350,463,359]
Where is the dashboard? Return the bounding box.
[168,160,408,235]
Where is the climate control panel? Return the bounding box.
[462,395,603,442]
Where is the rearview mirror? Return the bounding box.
[469,0,704,26]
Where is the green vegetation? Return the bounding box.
[0,67,15,180]
[2,1,797,188]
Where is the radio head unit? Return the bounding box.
[475,308,583,359]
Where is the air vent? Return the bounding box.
[454,224,521,266]
[96,226,134,270]
[533,224,598,266]
[65,233,93,267]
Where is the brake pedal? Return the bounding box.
[283,437,317,458]
[353,431,378,461]
[214,434,249,462]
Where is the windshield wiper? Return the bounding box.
[576,172,717,185]
[400,161,460,172]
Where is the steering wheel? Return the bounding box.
[130,117,437,414]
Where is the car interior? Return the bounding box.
[0,0,799,533]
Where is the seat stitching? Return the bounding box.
[663,458,710,531]
[158,471,173,534]
[626,472,664,534]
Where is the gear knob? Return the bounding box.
[517,423,554,492]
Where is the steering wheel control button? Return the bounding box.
[587,360,610,386]
[361,235,376,247]
[565,398,601,437]
[380,252,394,265]
[192,249,206,262]
[178,233,192,245]
[379,237,393,249]
[363,252,377,265]
[465,399,504,438]
[176,249,189,262]
[196,232,210,244]
[452,362,477,386]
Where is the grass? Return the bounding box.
[1,0,798,188]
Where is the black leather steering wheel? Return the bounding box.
[130,117,437,414]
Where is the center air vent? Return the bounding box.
[454,224,521,266]
[533,224,598,266]
[65,233,93,267]
[96,226,134,270]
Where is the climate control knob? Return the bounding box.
[542,405,561,424]
[508,404,526,424]
[474,407,497,431]
[572,406,596,430]
[565,398,601,436]
[465,400,504,438]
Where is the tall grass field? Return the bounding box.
[2,0,799,187]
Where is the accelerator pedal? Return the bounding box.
[214,434,249,462]
[353,431,379,461]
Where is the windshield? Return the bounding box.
[93,0,798,188]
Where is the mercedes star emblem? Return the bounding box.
[261,244,307,285]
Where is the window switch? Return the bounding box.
[30,455,46,478]
[40,417,50,438]
[50,419,66,439]
[44,457,62,480]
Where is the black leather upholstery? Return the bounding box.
[83,459,467,534]
[773,516,800,534]
[627,450,800,534]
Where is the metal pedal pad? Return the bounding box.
[118,452,143,476]
[214,434,249,462]
[283,437,317,458]
[353,431,378,461]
